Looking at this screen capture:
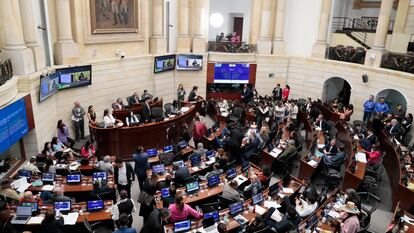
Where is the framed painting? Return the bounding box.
[90,0,138,34]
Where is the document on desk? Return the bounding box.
[269,148,283,158]
[282,188,294,194]
[27,216,44,224]
[11,177,31,193]
[353,135,359,140]
[317,144,325,149]
[315,150,324,158]
[63,212,79,225]
[402,215,414,225]
[307,160,318,167]
[270,209,283,222]
[356,152,367,163]
[42,185,55,191]
[264,201,281,209]
[221,112,229,117]
[191,167,199,172]
[180,107,190,113]
[255,205,266,215]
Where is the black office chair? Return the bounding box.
[252,226,271,233]
[164,103,173,115]
[356,192,381,232]
[218,195,235,209]
[91,190,116,202]
[151,107,164,122]
[229,106,244,122]
[83,216,112,233]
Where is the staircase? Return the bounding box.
[332,17,372,49]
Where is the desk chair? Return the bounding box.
[164,103,173,115]
[83,216,112,233]
[356,192,380,233]
[218,195,236,209]
[151,107,164,122]
[229,106,244,122]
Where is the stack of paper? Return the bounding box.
[317,144,325,149]
[270,209,283,222]
[42,185,55,191]
[353,135,359,140]
[269,148,283,158]
[180,107,190,113]
[27,216,44,224]
[264,201,281,209]
[255,205,266,215]
[11,177,31,193]
[63,212,79,225]
[356,152,367,163]
[308,160,318,167]
[282,188,294,194]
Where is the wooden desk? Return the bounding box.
[147,146,194,164]
[112,98,163,124]
[298,130,325,180]
[387,202,414,233]
[91,102,202,160]
[204,122,227,142]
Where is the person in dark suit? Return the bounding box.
[173,163,191,185]
[241,84,252,104]
[112,98,125,110]
[315,114,330,134]
[241,132,260,162]
[163,185,176,207]
[323,144,347,169]
[40,209,64,233]
[264,205,300,232]
[386,119,401,138]
[188,86,199,102]
[141,97,152,123]
[113,213,137,233]
[323,139,338,156]
[301,178,318,201]
[272,83,282,101]
[127,92,140,106]
[140,174,159,222]
[224,126,244,162]
[360,128,377,151]
[132,145,148,190]
[140,208,171,233]
[114,158,135,198]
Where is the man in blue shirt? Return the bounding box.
[374,97,389,116]
[362,95,375,123]
[113,213,137,233]
[132,145,149,190]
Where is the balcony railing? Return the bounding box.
[0,59,13,86]
[381,52,414,74]
[332,17,394,33]
[208,41,257,53]
[326,45,366,64]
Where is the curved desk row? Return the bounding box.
[91,101,202,160]
[112,98,163,124]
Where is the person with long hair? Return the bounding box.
[41,142,54,157]
[80,140,95,159]
[282,85,290,102]
[87,105,97,142]
[177,84,186,104]
[51,136,77,159]
[168,194,202,223]
[57,119,75,148]
[0,208,15,233]
[44,158,56,173]
[103,108,116,128]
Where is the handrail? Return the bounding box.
[0,59,13,86]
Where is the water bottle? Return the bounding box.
[223,214,229,224]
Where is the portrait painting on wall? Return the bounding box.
[90,0,138,34]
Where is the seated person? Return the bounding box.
[314,114,330,134]
[128,92,140,106]
[112,98,125,110]
[194,142,207,155]
[113,213,138,233]
[264,205,301,232]
[20,191,43,205]
[102,108,116,128]
[141,208,171,233]
[163,185,177,207]
[41,187,71,203]
[300,178,318,201]
[23,156,41,174]
[158,175,173,190]
[91,180,113,196]
[173,163,191,185]
[221,180,242,202]
[241,132,261,162]
[246,214,266,233]
[276,140,297,163]
[40,209,64,233]
[95,155,114,173]
[360,128,376,151]
[44,158,57,173]
[338,202,360,233]
[141,90,153,100]
[51,136,76,159]
[322,143,347,170]
[126,112,139,126]
[216,148,231,169]
[386,119,401,138]
[294,195,318,218]
[168,195,203,223]
[258,165,271,183]
[364,145,381,166]
[323,139,338,156]
[244,175,262,196]
[41,142,55,157]
[80,140,95,159]
[170,100,180,114]
[345,188,361,210]
[205,163,224,179]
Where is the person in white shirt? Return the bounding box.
[23,156,41,174]
[95,155,114,174]
[294,195,318,217]
[103,108,116,128]
[274,102,286,123]
[111,190,136,227]
[289,101,299,121]
[126,112,139,126]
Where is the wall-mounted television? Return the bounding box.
[214,63,250,84]
[39,72,59,102]
[154,55,176,73]
[176,54,203,71]
[56,65,92,90]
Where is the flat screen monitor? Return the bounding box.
[56,65,92,90]
[204,211,219,221]
[226,168,237,179]
[242,161,250,172]
[93,172,107,181]
[178,140,187,148]
[205,150,215,160]
[41,173,56,182]
[229,202,244,215]
[21,202,38,212]
[146,148,158,157]
[54,201,71,212]
[163,145,173,153]
[207,174,220,187]
[186,181,200,193]
[174,220,191,233]
[152,164,165,174]
[66,174,81,183]
[190,154,201,166]
[214,63,250,84]
[176,54,203,71]
[19,170,32,179]
[87,200,104,211]
[252,192,264,205]
[39,72,59,102]
[161,188,170,198]
[173,160,185,168]
[154,55,176,73]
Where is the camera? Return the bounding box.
[115,49,125,59]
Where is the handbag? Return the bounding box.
[138,191,154,207]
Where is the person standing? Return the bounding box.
[362,95,375,123]
[193,116,207,146]
[111,190,136,228]
[177,84,186,103]
[272,83,282,101]
[87,105,97,143]
[241,84,252,104]
[282,85,290,102]
[71,101,86,142]
[141,97,152,123]
[374,97,389,116]
[141,208,171,233]
[188,86,199,102]
[132,145,149,190]
[114,158,134,198]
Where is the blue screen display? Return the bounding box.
[214,63,250,84]
[67,174,81,183]
[22,202,38,212]
[190,155,201,166]
[208,174,220,186]
[146,148,158,156]
[163,145,173,153]
[93,172,107,181]
[152,164,165,174]
[174,220,191,232]
[87,200,104,211]
[204,211,219,221]
[242,161,250,172]
[39,73,59,102]
[229,202,244,215]
[56,65,92,90]
[252,192,264,205]
[161,188,170,198]
[19,170,32,179]
[226,168,237,179]
[178,140,187,148]
[173,160,185,168]
[205,150,214,159]
[0,98,29,154]
[54,201,71,211]
[42,173,55,182]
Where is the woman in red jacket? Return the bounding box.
[364,145,381,166]
[282,85,290,102]
[81,140,95,159]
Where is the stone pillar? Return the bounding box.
[0,0,35,75]
[272,0,287,55]
[311,0,332,59]
[54,0,79,65]
[192,0,209,53]
[177,0,191,53]
[257,0,272,54]
[150,0,167,54]
[393,0,410,33]
[19,0,46,71]
[364,0,394,67]
[249,0,263,45]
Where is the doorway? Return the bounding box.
[322,77,352,106]
[233,17,243,41]
[376,89,407,114]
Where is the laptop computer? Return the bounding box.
[18,170,32,180]
[11,206,32,224]
[205,150,215,160]
[152,164,165,174]
[93,172,107,181]
[241,161,250,172]
[178,140,187,149]
[202,217,217,232]
[54,201,71,214]
[173,160,185,168]
[190,154,202,167]
[87,200,104,211]
[41,173,56,183]
[252,192,264,205]
[66,174,81,184]
[21,202,39,214]
[207,174,220,187]
[163,145,174,153]
[161,188,170,198]
[230,202,248,225]
[204,211,219,221]
[226,168,237,179]
[186,181,200,194]
[146,148,158,157]
[174,220,191,233]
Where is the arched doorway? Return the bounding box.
[376,89,408,114]
[322,77,352,106]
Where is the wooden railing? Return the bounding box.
[326,46,366,64]
[207,41,257,53]
[381,52,414,74]
[0,59,13,86]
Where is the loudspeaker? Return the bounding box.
[362,74,368,83]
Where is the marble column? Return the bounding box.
[311,0,332,59]
[364,0,394,67]
[177,0,191,53]
[249,0,263,45]
[257,0,272,54]
[272,0,287,55]
[0,0,35,75]
[192,0,209,53]
[54,0,79,65]
[19,0,46,71]
[150,0,166,54]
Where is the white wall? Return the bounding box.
[332,0,397,19]
[284,0,322,57]
[208,0,251,42]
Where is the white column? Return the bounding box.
[54,0,79,64]
[0,0,35,75]
[19,0,46,71]
[272,0,287,55]
[150,0,167,54]
[249,0,263,45]
[192,0,209,52]
[257,0,272,54]
[177,0,191,53]
[364,0,394,67]
[311,0,332,58]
